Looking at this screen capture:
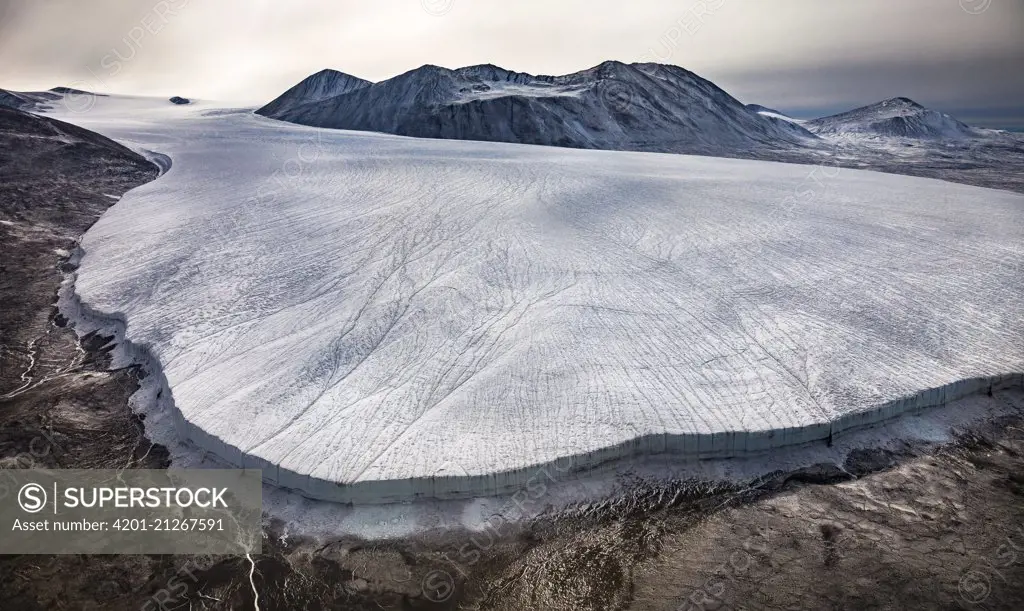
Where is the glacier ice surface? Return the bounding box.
[53,96,1024,502]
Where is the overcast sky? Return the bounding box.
[1,0,1022,126]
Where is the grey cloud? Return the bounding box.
[715,48,1024,123]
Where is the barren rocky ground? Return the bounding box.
[1,106,1022,610]
[753,135,1024,194]
[0,105,167,479]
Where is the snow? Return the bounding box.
[745,104,804,124]
[51,95,1024,503]
[757,110,803,124]
[452,81,589,103]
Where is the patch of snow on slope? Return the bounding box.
[760,110,804,124]
[745,104,802,123]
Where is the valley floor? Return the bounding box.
[759,133,1024,194]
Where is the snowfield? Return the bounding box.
[54,97,1024,503]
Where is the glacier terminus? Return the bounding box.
[51,92,1024,504]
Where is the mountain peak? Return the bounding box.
[256,68,372,117]
[879,97,924,109]
[310,68,358,79]
[415,64,450,73]
[590,60,634,77]
[460,62,503,72]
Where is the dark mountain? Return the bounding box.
[256,61,817,155]
[257,69,372,117]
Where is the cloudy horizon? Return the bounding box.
[1,0,1022,127]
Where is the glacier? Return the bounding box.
[51,96,1024,503]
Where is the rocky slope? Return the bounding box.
[0,105,160,399]
[0,88,58,112]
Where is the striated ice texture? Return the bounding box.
[57,97,1024,503]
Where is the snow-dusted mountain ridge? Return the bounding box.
[256,60,817,155]
[805,97,981,139]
